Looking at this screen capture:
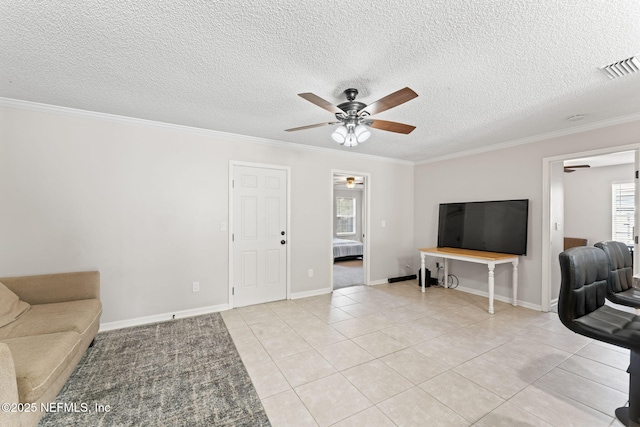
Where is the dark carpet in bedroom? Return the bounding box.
[39,313,270,427]
[333,259,364,289]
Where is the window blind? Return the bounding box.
[612,181,635,245]
[336,197,356,235]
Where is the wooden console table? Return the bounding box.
[418,247,519,314]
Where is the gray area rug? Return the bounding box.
[333,259,364,289]
[39,313,270,426]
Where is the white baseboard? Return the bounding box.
[99,303,229,332]
[290,287,332,300]
[369,279,390,286]
[550,298,558,309]
[453,285,542,312]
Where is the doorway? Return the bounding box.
[542,145,640,312]
[331,171,370,290]
[229,162,290,308]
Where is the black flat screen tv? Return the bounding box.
[437,199,529,255]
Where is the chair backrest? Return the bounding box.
[558,246,609,328]
[594,240,633,294]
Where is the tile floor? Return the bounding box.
[221,282,630,427]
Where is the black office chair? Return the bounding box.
[558,246,640,425]
[594,240,640,310]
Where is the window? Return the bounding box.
[336,197,356,235]
[612,181,635,245]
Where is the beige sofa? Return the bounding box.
[0,271,102,427]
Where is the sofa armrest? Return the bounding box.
[0,342,20,426]
[0,271,100,305]
[0,343,18,401]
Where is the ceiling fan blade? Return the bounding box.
[367,119,416,134]
[358,87,418,116]
[298,93,343,115]
[285,121,340,132]
[563,164,590,173]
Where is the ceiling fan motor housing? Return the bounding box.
[336,88,367,118]
[344,88,358,101]
[336,101,366,116]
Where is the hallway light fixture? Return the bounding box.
[345,177,356,188]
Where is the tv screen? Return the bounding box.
[437,199,529,255]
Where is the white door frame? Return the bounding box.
[541,143,640,312]
[331,169,371,289]
[228,161,291,309]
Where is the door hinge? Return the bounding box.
[232,287,235,295]
[636,170,638,179]
[635,236,639,244]
[232,233,234,242]
[232,179,235,188]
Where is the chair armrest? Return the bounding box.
[0,342,20,426]
[0,271,100,305]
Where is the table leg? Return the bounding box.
[444,258,449,288]
[488,263,495,314]
[420,252,426,293]
[512,259,519,307]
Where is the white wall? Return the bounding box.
[564,163,635,245]
[414,120,640,309]
[0,104,415,324]
[4,102,639,320]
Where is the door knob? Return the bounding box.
[281,240,286,245]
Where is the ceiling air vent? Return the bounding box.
[600,56,640,79]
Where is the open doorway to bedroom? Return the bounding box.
[543,145,639,312]
[332,171,369,290]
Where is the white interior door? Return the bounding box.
[232,165,287,307]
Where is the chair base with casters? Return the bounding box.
[558,246,640,426]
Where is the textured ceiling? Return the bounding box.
[2,1,640,162]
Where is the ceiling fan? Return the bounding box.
[564,164,591,173]
[285,87,418,147]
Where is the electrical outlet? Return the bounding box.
[192,282,200,292]
[308,269,313,277]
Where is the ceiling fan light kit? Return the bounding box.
[286,87,418,148]
[354,124,371,141]
[331,125,348,143]
[332,123,371,146]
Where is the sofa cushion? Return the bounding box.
[1,332,81,403]
[0,299,101,340]
[0,281,30,328]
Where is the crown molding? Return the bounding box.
[0,97,413,166]
[415,112,640,165]
[5,96,639,167]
